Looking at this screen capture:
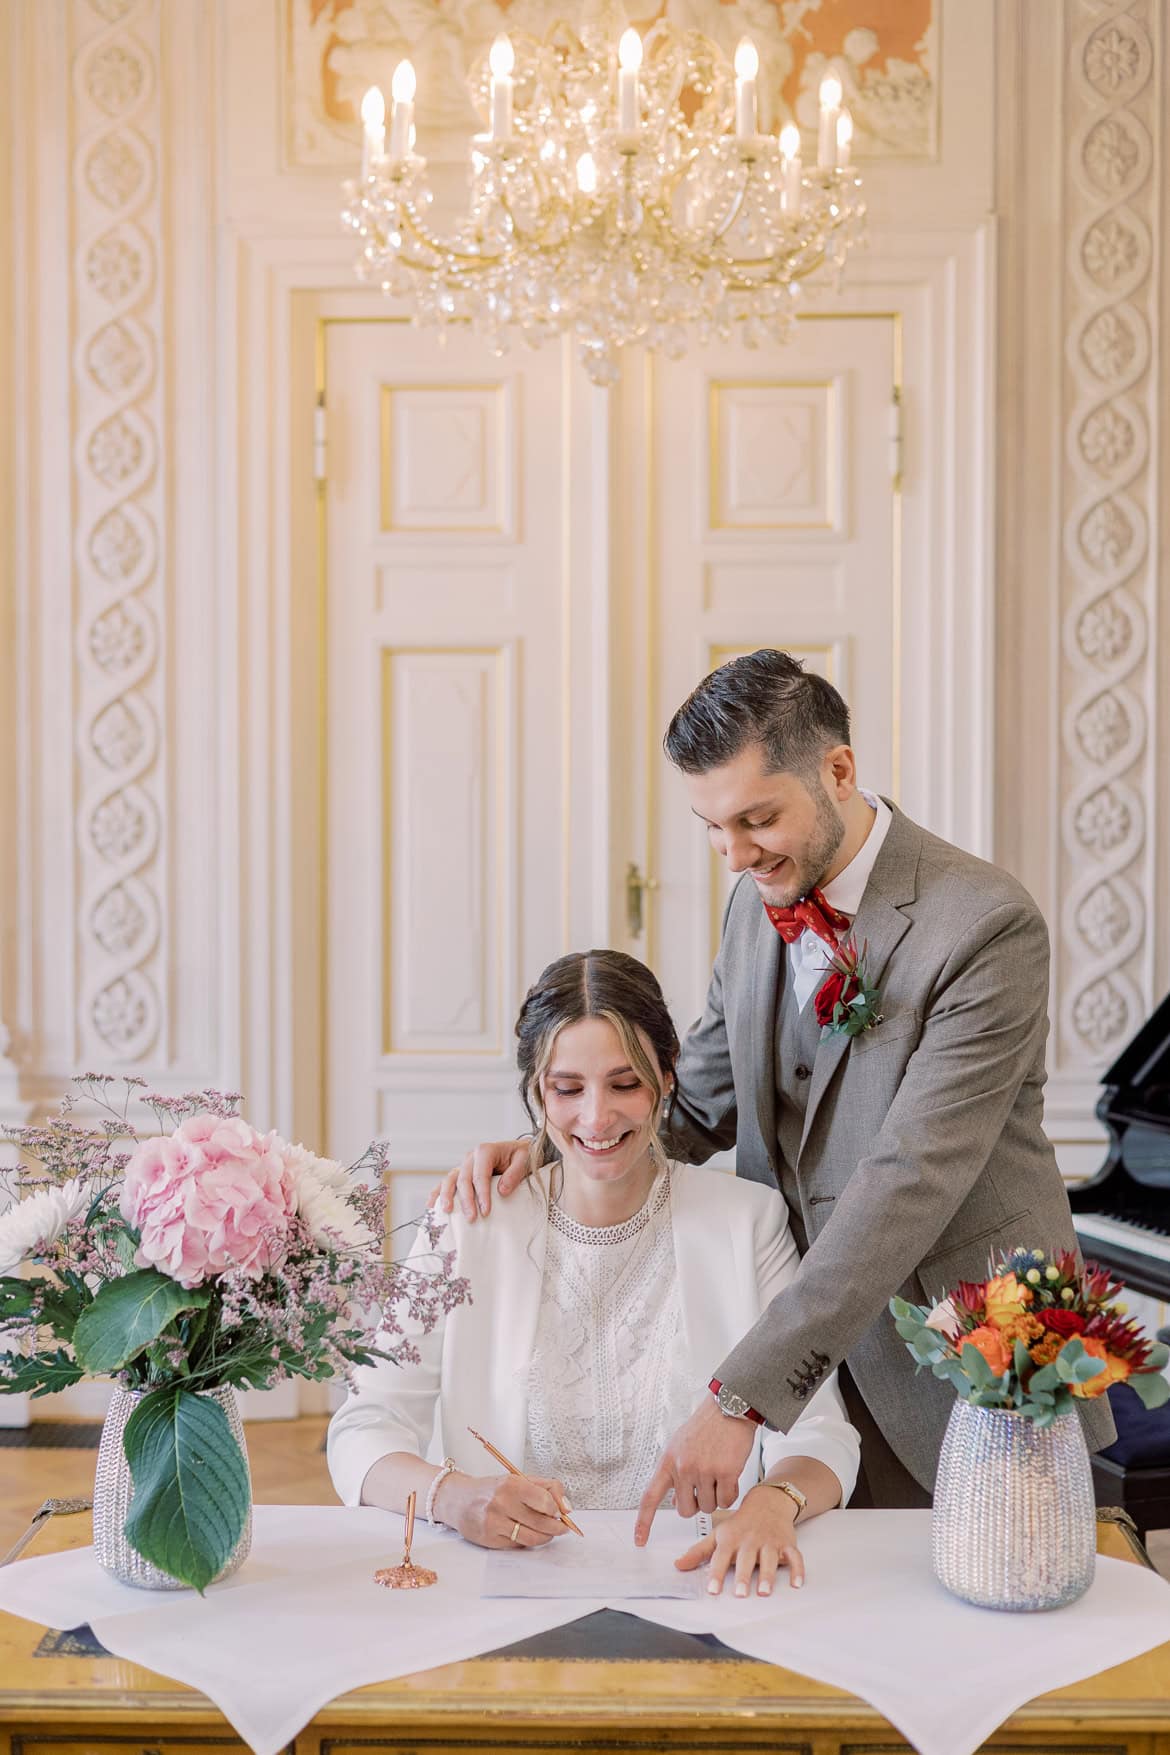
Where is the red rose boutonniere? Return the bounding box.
[814,937,883,1037]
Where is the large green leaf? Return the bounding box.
[123,1386,250,1592]
[73,1270,209,1374]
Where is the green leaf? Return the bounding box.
[1128,1371,1170,1411]
[1144,1342,1169,1374]
[0,1348,86,1396]
[123,1386,250,1592]
[73,1270,209,1374]
[0,1276,38,1319]
[959,1340,996,1390]
[1013,1339,1034,1382]
[1028,1361,1061,1394]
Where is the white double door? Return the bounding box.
[323,310,897,1221]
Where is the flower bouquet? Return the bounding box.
[0,1078,467,1591]
[891,1249,1168,1609]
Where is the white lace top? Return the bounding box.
[522,1164,696,1509]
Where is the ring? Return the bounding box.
[510,1521,521,1544]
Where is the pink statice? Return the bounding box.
[119,1112,296,1287]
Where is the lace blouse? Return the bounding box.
[522,1164,696,1509]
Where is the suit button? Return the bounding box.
[794,1063,811,1080]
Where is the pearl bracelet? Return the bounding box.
[425,1456,457,1527]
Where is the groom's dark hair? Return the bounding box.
[663,648,851,780]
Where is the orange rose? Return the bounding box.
[1069,1334,1132,1399]
[984,1273,1031,1330]
[960,1325,1012,1375]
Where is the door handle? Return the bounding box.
[625,862,659,939]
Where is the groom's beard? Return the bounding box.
[754,780,845,908]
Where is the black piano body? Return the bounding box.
[1068,991,1170,1302]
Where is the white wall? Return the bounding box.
[3,0,1155,1191]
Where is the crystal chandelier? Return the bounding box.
[341,21,866,387]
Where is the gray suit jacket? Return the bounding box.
[664,803,1115,1490]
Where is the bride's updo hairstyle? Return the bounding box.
[516,950,680,1176]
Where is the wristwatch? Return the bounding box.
[760,1478,807,1518]
[708,1375,766,1426]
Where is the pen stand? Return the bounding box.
[374,1491,438,1590]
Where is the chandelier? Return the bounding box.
[341,21,866,387]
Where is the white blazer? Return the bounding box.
[327,1164,860,1509]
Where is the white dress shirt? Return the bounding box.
[787,789,892,1011]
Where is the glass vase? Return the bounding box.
[93,1384,253,1590]
[932,1398,1096,1610]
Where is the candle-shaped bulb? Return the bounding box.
[388,59,416,161]
[734,37,759,81]
[619,27,643,71]
[734,36,759,138]
[817,69,841,168]
[779,120,802,214]
[836,108,853,166]
[576,151,597,194]
[489,34,514,139]
[617,28,642,133]
[361,85,386,177]
[489,33,514,78]
[361,85,386,130]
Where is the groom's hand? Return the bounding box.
[634,1398,756,1544]
[429,1139,531,1221]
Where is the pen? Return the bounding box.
[467,1426,585,1537]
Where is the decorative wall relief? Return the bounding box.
[73,0,163,1060]
[284,0,936,168]
[1058,1,1156,1067]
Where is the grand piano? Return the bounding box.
[1069,991,1170,1301]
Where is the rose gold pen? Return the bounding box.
[468,1426,584,1536]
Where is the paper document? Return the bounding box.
[482,1508,708,1599]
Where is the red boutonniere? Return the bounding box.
[814,937,883,1037]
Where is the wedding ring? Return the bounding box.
[510,1521,521,1544]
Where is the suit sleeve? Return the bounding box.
[326,1212,450,1505]
[662,885,742,1163]
[747,1196,861,1504]
[715,899,1053,1433]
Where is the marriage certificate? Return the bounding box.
[482,1509,708,1598]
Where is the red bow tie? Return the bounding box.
[764,887,851,948]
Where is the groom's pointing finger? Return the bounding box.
[634,1462,673,1547]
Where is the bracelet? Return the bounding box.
[425,1456,457,1526]
[758,1478,807,1519]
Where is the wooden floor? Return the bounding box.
[0,1416,335,1556]
[4,1416,1170,1581]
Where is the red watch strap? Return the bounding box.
[709,1376,766,1426]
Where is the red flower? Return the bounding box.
[814,967,859,1029]
[1037,1309,1087,1338]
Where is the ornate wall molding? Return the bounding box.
[1056,1,1158,1070]
[72,0,164,1061]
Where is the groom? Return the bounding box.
[441,651,1114,1517]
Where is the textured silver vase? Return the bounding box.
[932,1398,1096,1611]
[93,1384,253,1590]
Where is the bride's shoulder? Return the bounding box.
[667,1162,778,1224]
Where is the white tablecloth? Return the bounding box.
[0,1505,1167,1755]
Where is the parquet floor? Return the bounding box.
[0,1417,334,1556]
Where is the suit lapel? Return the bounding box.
[750,900,784,1159]
[798,804,921,1157]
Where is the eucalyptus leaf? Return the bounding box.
[73,1270,210,1374]
[123,1385,250,1592]
[1129,1371,1170,1411]
[1144,1342,1169,1374]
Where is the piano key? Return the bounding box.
[1074,1212,1170,1265]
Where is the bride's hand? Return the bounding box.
[439,1471,571,1549]
[674,1486,805,1595]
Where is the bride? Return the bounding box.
[328,950,859,1595]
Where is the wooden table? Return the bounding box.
[0,1510,1165,1755]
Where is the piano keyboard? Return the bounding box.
[1074,1210,1170,1264]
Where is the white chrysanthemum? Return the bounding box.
[0,1182,94,1276]
[280,1142,372,1252]
[281,1142,352,1193]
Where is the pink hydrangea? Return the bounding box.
[119,1113,297,1288]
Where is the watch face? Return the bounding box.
[718,1387,749,1418]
